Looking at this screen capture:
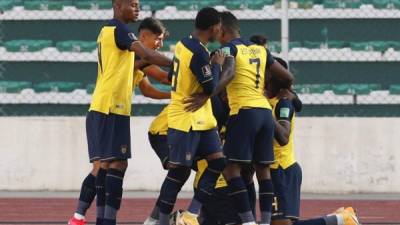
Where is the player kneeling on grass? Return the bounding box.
[68,3,172,224]
[266,58,360,225]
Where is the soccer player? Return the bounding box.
[68,0,172,225]
[216,12,293,225]
[266,59,360,225]
[154,7,228,225]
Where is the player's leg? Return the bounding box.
[241,164,256,218]
[223,110,258,224]
[96,162,109,225]
[103,160,128,225]
[157,128,197,225]
[98,113,131,225]
[254,108,275,225]
[69,161,100,225]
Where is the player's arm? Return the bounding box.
[278,89,303,113]
[184,49,225,112]
[142,65,171,85]
[211,53,235,97]
[267,50,294,89]
[274,98,295,146]
[138,77,171,99]
[130,42,172,67]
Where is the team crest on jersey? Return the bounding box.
[121,145,128,154]
[201,65,212,77]
[128,32,137,40]
[280,108,290,118]
[186,152,192,161]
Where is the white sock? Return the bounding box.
[73,213,85,220]
[336,214,344,225]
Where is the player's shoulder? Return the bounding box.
[107,19,137,38]
[180,35,208,57]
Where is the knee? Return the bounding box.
[255,164,271,180]
[223,163,242,181]
[168,166,191,183]
[109,160,128,172]
[207,157,227,173]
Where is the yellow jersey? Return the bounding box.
[222,38,274,115]
[269,97,296,169]
[168,36,217,132]
[89,19,137,116]
[149,105,169,135]
[193,159,227,189]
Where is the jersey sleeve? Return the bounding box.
[266,49,275,68]
[189,47,220,95]
[275,98,295,122]
[114,23,137,51]
[220,42,238,57]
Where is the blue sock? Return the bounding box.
[227,177,255,223]
[158,167,191,225]
[96,168,107,225]
[259,179,274,224]
[193,158,226,212]
[246,181,256,218]
[76,173,96,216]
[294,217,327,225]
[103,168,125,225]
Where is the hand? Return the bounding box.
[278,88,296,100]
[211,49,226,65]
[184,93,210,112]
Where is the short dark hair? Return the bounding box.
[138,17,168,36]
[195,7,221,31]
[220,11,239,34]
[250,35,268,46]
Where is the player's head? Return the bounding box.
[138,17,168,50]
[112,0,140,23]
[218,11,240,44]
[250,35,268,47]
[195,7,221,42]
[266,57,289,98]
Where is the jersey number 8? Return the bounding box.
[171,57,180,91]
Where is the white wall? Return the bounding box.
[0,117,398,193]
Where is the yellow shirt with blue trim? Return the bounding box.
[269,97,296,169]
[221,38,275,115]
[89,18,137,116]
[168,36,218,132]
[149,105,169,135]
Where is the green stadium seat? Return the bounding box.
[372,0,391,9]
[323,0,346,9]
[5,40,52,52]
[349,42,370,51]
[369,41,390,52]
[289,42,302,49]
[389,85,400,95]
[198,0,224,8]
[175,0,198,10]
[140,0,168,11]
[332,84,352,95]
[0,81,31,93]
[352,84,371,95]
[296,0,315,9]
[0,0,14,11]
[388,41,400,51]
[33,82,82,93]
[268,41,282,52]
[24,1,71,10]
[294,84,331,94]
[394,0,400,9]
[327,41,346,49]
[75,1,112,10]
[154,84,171,92]
[368,84,382,91]
[361,0,374,4]
[303,41,324,49]
[86,84,95,94]
[56,41,97,53]
[247,0,269,9]
[346,0,362,8]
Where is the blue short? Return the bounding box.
[86,111,131,162]
[271,163,302,220]
[168,128,221,167]
[148,132,169,169]
[223,108,274,164]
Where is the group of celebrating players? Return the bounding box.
[67,0,360,225]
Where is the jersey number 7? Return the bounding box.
[249,58,261,89]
